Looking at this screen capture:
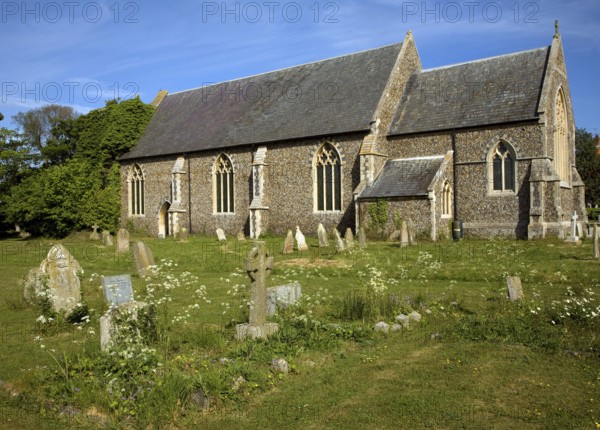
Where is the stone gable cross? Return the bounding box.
[244,241,272,326]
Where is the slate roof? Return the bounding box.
[359,156,445,199]
[387,47,550,136]
[121,43,403,160]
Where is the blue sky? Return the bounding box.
[1,0,599,134]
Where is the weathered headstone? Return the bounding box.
[345,228,354,249]
[407,218,417,244]
[295,226,308,251]
[334,229,346,252]
[400,222,410,248]
[506,276,523,301]
[100,301,148,352]
[133,241,155,275]
[102,274,134,306]
[317,223,329,247]
[282,229,294,254]
[593,224,599,260]
[236,241,279,340]
[23,244,82,317]
[266,282,302,316]
[565,212,581,244]
[237,231,246,242]
[179,227,189,242]
[102,230,113,247]
[90,224,100,240]
[216,228,227,241]
[116,228,129,253]
[358,227,367,249]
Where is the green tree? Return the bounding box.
[12,104,78,151]
[5,98,155,237]
[0,128,33,230]
[575,128,600,207]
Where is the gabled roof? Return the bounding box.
[121,43,403,160]
[359,156,445,199]
[387,47,550,136]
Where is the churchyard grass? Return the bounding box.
[0,233,599,429]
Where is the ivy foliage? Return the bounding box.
[4,98,155,237]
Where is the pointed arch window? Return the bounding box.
[442,181,451,217]
[129,164,145,216]
[214,154,234,213]
[315,143,342,212]
[491,142,515,192]
[554,89,569,184]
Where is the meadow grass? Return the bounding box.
[0,232,598,429]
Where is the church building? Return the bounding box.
[120,29,586,240]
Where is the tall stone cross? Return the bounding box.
[244,241,273,326]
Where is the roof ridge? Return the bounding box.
[391,155,445,161]
[421,46,549,72]
[169,41,403,96]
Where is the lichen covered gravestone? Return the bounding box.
[116,228,130,253]
[100,301,149,352]
[295,226,308,251]
[317,223,329,247]
[216,228,227,241]
[102,274,134,306]
[266,282,302,316]
[23,244,83,317]
[345,228,354,249]
[282,230,294,254]
[334,229,346,253]
[236,241,279,340]
[133,241,155,275]
[400,221,410,248]
[179,228,189,242]
[102,230,114,247]
[358,227,367,249]
[506,276,523,301]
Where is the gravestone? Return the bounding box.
[90,224,100,240]
[102,230,113,247]
[237,231,246,242]
[565,212,581,244]
[116,228,130,253]
[235,241,279,340]
[358,227,367,249]
[317,223,329,247]
[400,222,410,248]
[389,230,401,241]
[133,241,155,275]
[334,229,346,253]
[407,219,417,244]
[282,229,294,254]
[102,274,134,306]
[23,244,82,317]
[506,276,523,301]
[295,226,308,251]
[179,227,189,242]
[216,228,227,241]
[345,228,354,249]
[593,224,599,260]
[100,301,148,352]
[266,282,302,316]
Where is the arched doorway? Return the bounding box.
[158,202,171,237]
